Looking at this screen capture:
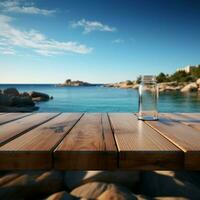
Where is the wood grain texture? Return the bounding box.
[0,113,82,170]
[162,113,200,131]
[109,113,183,170]
[0,113,59,146]
[0,113,32,125]
[54,113,117,170]
[0,112,199,170]
[146,117,200,170]
[181,113,200,119]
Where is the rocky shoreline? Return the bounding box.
[0,88,53,112]
[106,78,200,93]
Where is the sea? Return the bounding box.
[0,84,199,113]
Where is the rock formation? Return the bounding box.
[0,88,53,112]
[106,80,200,93]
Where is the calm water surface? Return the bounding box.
[0,84,199,112]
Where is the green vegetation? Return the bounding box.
[136,66,200,83]
[126,80,134,85]
[191,65,200,78]
[156,73,170,83]
[169,71,195,82]
[156,66,200,83]
[136,76,142,84]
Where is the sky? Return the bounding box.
[0,0,200,84]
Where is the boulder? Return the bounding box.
[64,171,140,190]
[10,96,35,107]
[71,182,108,199]
[181,83,198,92]
[35,170,64,196]
[154,197,188,200]
[0,106,38,112]
[0,174,36,199]
[0,88,51,112]
[140,171,200,199]
[196,78,200,86]
[97,183,137,200]
[45,191,76,200]
[29,91,50,101]
[0,173,21,187]
[0,170,64,199]
[158,82,182,92]
[0,94,13,106]
[136,194,151,200]
[173,171,200,190]
[71,182,137,200]
[132,84,139,89]
[164,86,181,92]
[20,92,30,97]
[0,95,35,107]
[3,88,19,96]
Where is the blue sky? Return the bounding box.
[0,0,200,83]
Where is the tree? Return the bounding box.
[126,80,133,85]
[156,73,169,83]
[169,71,189,82]
[136,76,142,84]
[191,66,200,78]
[65,79,71,84]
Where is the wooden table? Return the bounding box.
[0,112,199,170]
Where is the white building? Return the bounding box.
[176,65,197,73]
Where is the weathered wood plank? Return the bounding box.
[146,117,200,170]
[0,113,59,146]
[0,113,82,170]
[109,113,183,170]
[162,113,200,131]
[0,113,32,125]
[54,113,117,170]
[182,113,200,119]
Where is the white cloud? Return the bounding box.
[0,0,56,16]
[112,39,124,44]
[0,39,16,55]
[1,49,16,55]
[0,46,16,55]
[0,15,92,56]
[71,19,117,33]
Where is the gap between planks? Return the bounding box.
[109,113,183,170]
[0,113,84,170]
[0,113,33,126]
[0,112,61,147]
[107,113,120,168]
[54,113,118,170]
[144,114,200,170]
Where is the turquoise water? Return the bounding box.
[0,84,200,112]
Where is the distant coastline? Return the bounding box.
[106,66,200,93]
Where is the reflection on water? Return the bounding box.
[0,84,199,112]
[159,91,200,113]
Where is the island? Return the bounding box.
[55,79,100,87]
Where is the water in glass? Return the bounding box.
[138,75,158,120]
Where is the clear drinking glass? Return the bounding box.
[138,75,159,120]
